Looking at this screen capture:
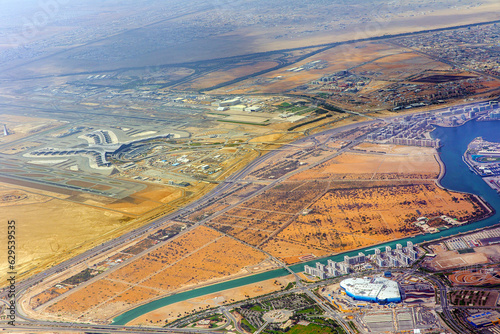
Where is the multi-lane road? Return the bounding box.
[3,102,493,332]
[0,117,373,327]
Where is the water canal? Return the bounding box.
[113,119,500,325]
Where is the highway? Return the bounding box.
[3,102,493,332]
[1,118,376,332]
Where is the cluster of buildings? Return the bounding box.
[367,114,441,148]
[215,97,262,112]
[395,24,500,78]
[414,215,464,234]
[308,70,369,94]
[304,242,418,279]
[437,101,499,126]
[373,242,419,267]
[367,101,499,149]
[286,60,327,73]
[441,101,498,118]
[304,252,366,279]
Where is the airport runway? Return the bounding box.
[3,103,486,331]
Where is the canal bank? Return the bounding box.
[113,119,500,326]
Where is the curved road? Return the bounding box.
[4,101,487,332]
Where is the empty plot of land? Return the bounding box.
[107,227,221,284]
[431,244,500,271]
[212,209,291,230]
[208,223,272,246]
[0,182,129,282]
[263,182,478,258]
[40,226,267,322]
[290,150,439,181]
[429,251,489,270]
[397,310,415,331]
[355,52,446,82]
[261,238,332,259]
[45,279,130,315]
[242,186,325,214]
[181,61,279,90]
[140,236,266,291]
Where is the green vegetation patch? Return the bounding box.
[241,318,257,333]
[62,268,98,285]
[287,323,337,334]
[250,304,266,312]
[279,102,293,108]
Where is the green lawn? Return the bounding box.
[250,304,265,312]
[287,324,336,334]
[241,318,257,333]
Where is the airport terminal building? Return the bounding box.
[340,277,401,304]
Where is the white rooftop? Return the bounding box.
[340,277,400,301]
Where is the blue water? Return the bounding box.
[113,119,500,325]
[471,154,484,162]
[433,120,500,222]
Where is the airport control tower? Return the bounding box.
[3,124,8,136]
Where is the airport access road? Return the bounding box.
[4,103,444,320]
[6,117,380,330]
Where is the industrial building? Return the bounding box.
[218,97,241,107]
[467,311,500,328]
[340,277,401,304]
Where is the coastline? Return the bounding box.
[435,149,496,224]
[112,123,500,326]
[434,151,447,189]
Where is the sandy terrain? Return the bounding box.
[261,238,332,259]
[290,149,439,181]
[267,182,477,256]
[210,42,406,94]
[428,245,500,271]
[128,275,295,326]
[38,226,267,322]
[107,227,222,284]
[0,182,129,284]
[139,236,266,291]
[132,185,184,204]
[0,114,65,144]
[241,186,325,214]
[207,223,272,246]
[200,143,482,262]
[45,279,131,315]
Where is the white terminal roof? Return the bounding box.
[340,277,400,301]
